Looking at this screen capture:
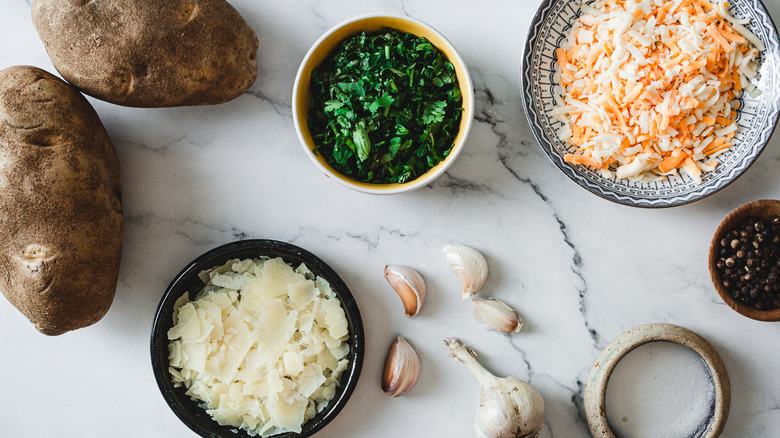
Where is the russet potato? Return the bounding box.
[32,0,259,107]
[0,66,123,335]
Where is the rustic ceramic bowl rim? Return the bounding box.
[709,199,780,321]
[292,13,474,195]
[583,323,730,437]
[149,239,365,438]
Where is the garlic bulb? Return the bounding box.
[473,298,523,333]
[442,244,488,298]
[382,336,421,397]
[445,338,544,438]
[384,265,426,317]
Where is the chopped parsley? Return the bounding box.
[307,29,463,184]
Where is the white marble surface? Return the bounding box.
[2,0,780,437]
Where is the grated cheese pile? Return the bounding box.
[553,0,763,182]
[168,257,350,437]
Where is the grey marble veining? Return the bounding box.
[1,1,780,437]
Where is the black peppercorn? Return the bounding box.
[716,216,780,310]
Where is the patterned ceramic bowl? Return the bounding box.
[522,0,780,207]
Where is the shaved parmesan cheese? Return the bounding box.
[168,303,200,342]
[167,257,350,437]
[288,280,317,310]
[322,298,349,340]
[283,351,304,377]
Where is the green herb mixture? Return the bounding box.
[308,29,463,184]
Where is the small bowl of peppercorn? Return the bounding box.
[709,199,780,321]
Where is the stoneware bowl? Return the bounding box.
[709,199,780,321]
[521,0,780,207]
[150,239,365,438]
[292,14,474,195]
[584,323,731,437]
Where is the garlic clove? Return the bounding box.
[382,336,421,397]
[473,298,523,333]
[445,337,545,438]
[384,264,426,317]
[442,244,488,299]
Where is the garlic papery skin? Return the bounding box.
[442,244,488,299]
[444,337,544,438]
[473,298,523,333]
[384,264,426,317]
[382,336,421,397]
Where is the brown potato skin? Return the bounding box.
[0,66,123,335]
[31,0,259,108]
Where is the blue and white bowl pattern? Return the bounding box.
[522,0,780,207]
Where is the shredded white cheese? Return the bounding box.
[554,0,763,182]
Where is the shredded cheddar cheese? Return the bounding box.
[553,0,762,182]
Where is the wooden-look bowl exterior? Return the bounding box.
[709,199,780,321]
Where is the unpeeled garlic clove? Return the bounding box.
[442,244,488,298]
[384,264,426,317]
[473,298,523,333]
[382,336,421,397]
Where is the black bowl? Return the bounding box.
[150,239,365,437]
